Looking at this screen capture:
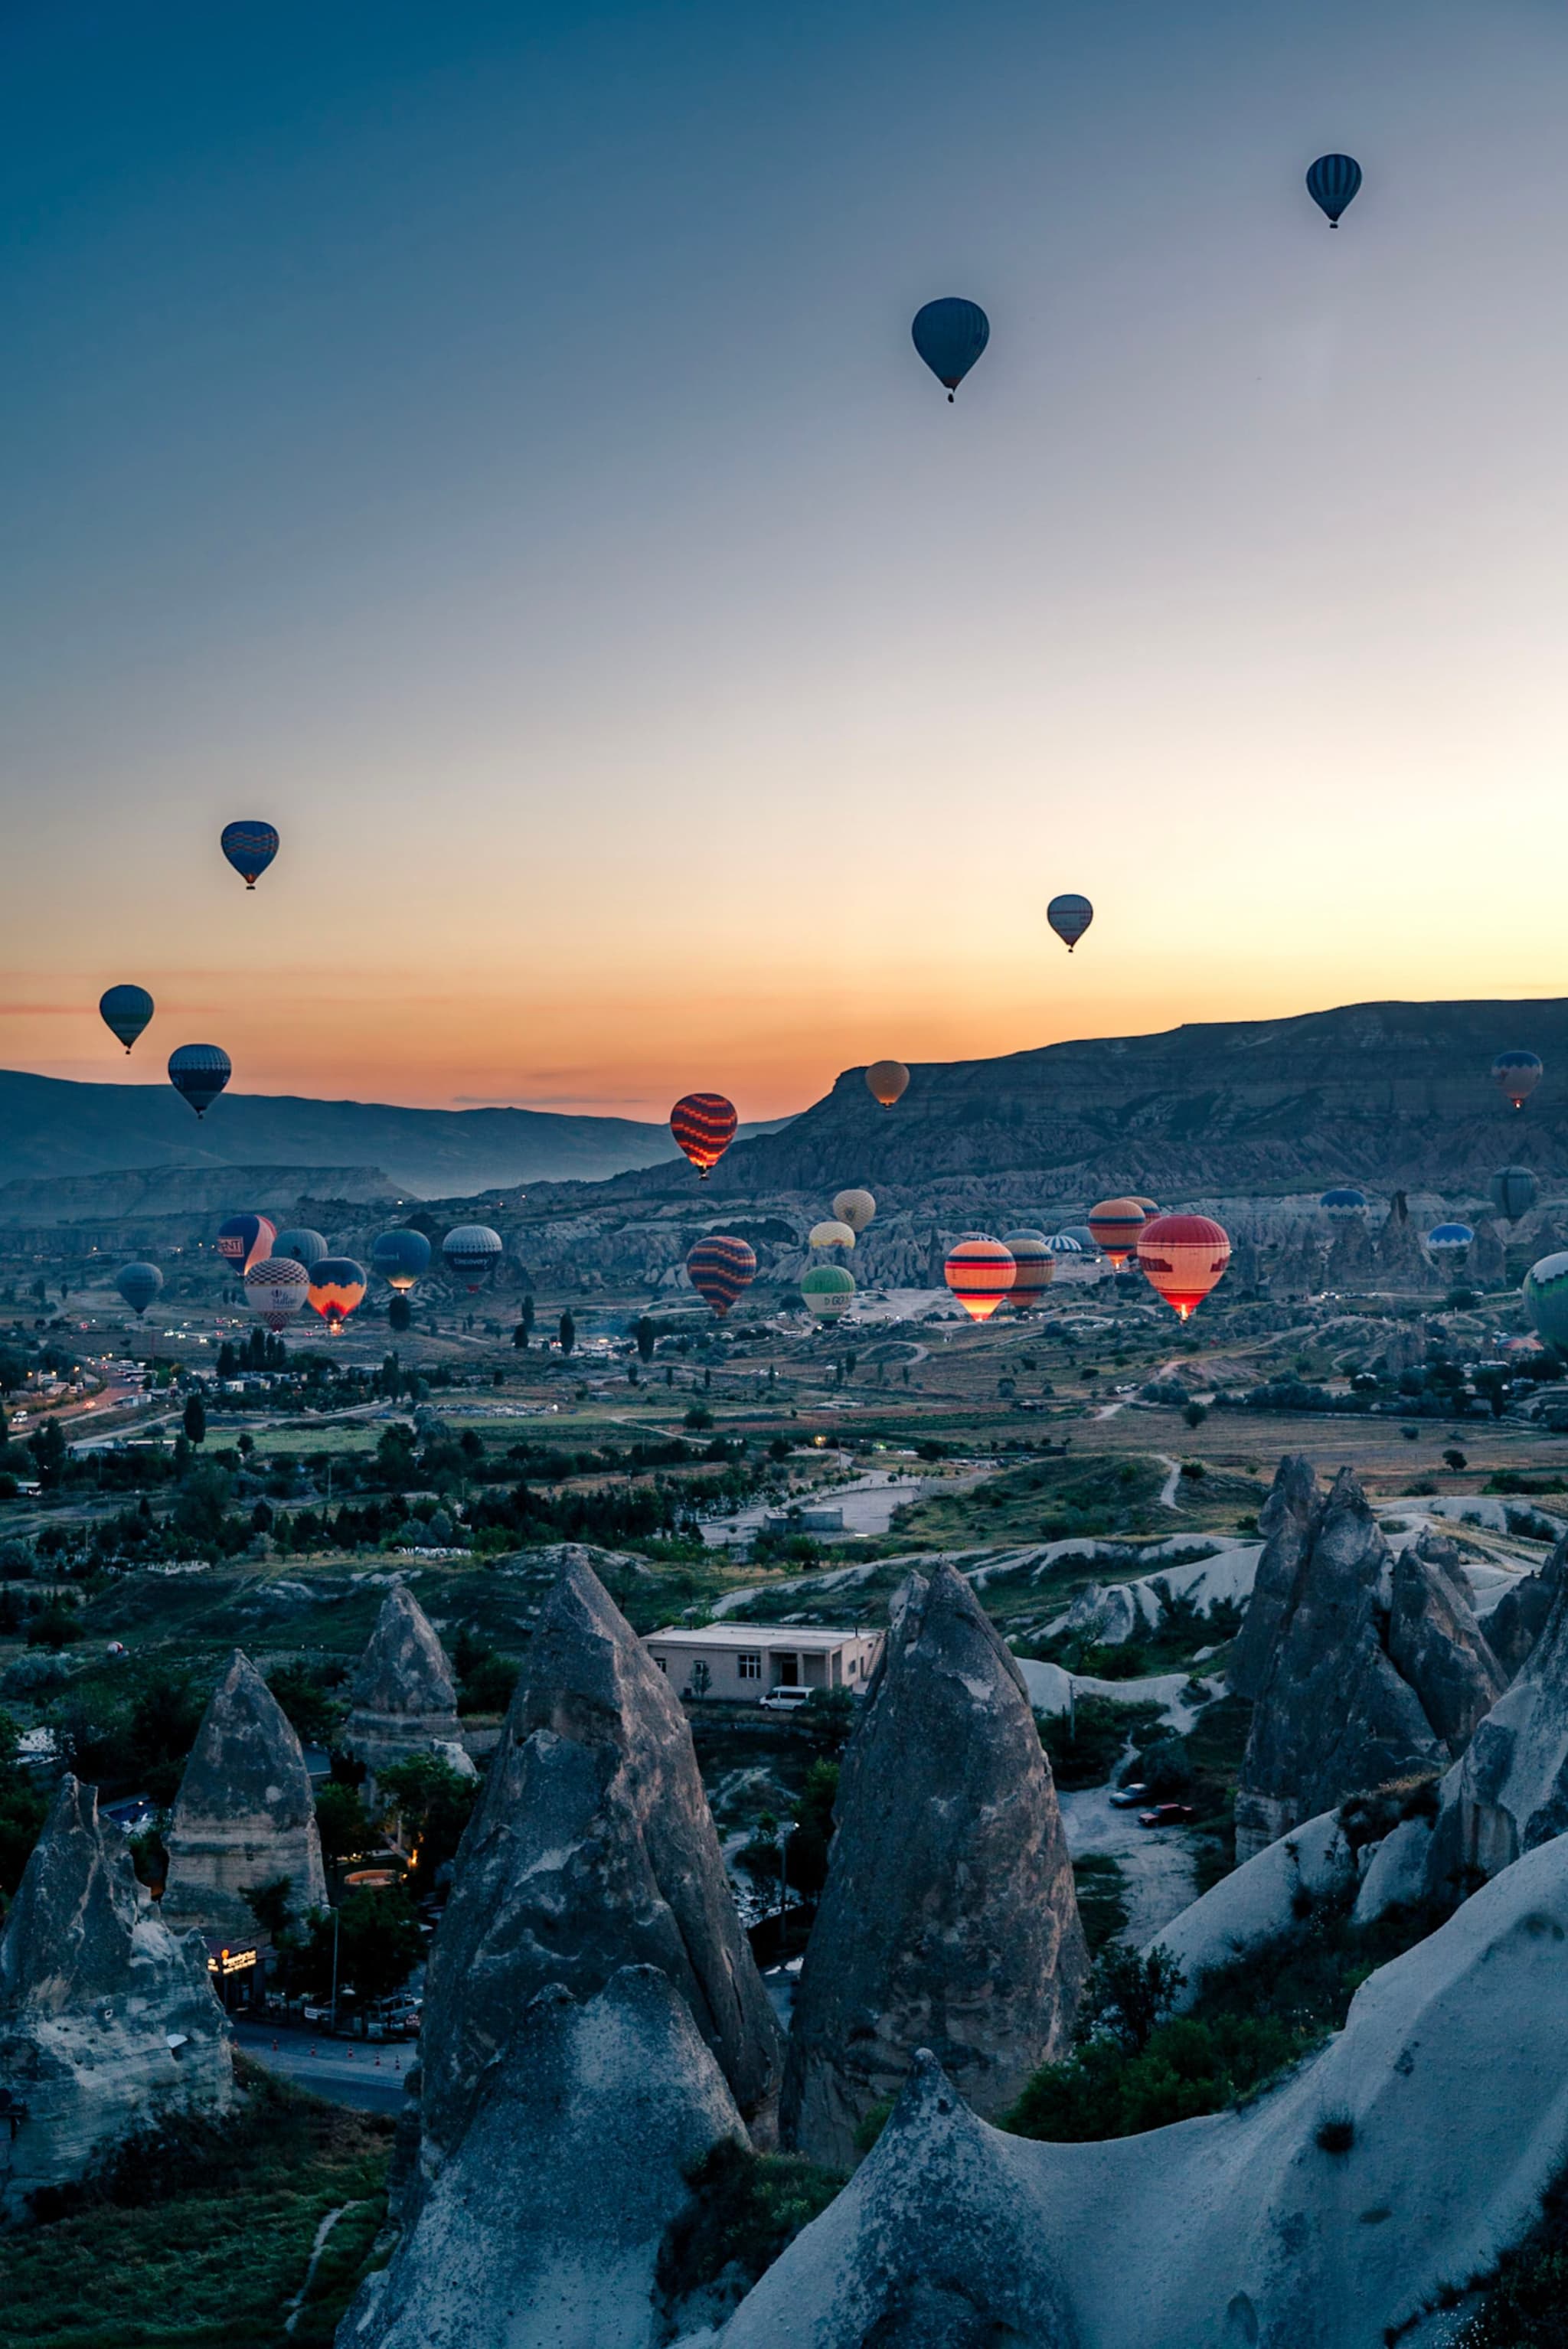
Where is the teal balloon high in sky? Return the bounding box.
[910,299,990,402]
[99,985,154,1054]
[220,820,279,889]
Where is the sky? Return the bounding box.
[4,0,1568,1121]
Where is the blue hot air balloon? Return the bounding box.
[1426,1222,1475,1259]
[1047,894,1094,953]
[100,985,154,1054]
[168,1043,232,1119]
[1306,153,1362,225]
[373,1228,433,1292]
[217,1214,275,1276]
[1321,1187,1368,1220]
[1042,1231,1084,1256]
[116,1263,163,1318]
[911,298,990,401]
[220,820,279,889]
[1060,1224,1098,1253]
[273,1227,328,1268]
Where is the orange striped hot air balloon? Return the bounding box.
[670,1093,737,1178]
[1135,1214,1230,1322]
[865,1060,910,1109]
[686,1234,757,1318]
[1087,1197,1149,1269]
[1001,1230,1054,1308]
[943,1236,1016,1322]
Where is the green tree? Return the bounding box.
[374,1753,478,1880]
[315,1780,372,1864]
[558,1311,576,1356]
[388,1295,413,1334]
[242,1876,296,1941]
[266,1661,344,1746]
[1083,1944,1186,2055]
[332,1886,423,2002]
[27,1418,67,1491]
[1443,1446,1468,1474]
[183,1393,207,1446]
[173,1462,234,1552]
[635,1317,658,1363]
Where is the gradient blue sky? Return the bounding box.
[4,0,1567,1117]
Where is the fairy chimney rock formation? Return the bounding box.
[0,1778,231,2220]
[161,1651,328,1942]
[1228,1454,1321,1700]
[343,1585,473,1794]
[1422,1573,1568,1898]
[1387,1530,1505,1753]
[413,1549,781,2198]
[782,1562,1086,2171]
[1483,1529,1568,1679]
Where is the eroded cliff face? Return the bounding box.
[0,1778,231,2221]
[782,1563,1086,2171]
[162,1650,327,1941]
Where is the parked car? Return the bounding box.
[760,1687,812,1711]
[1108,1783,1148,1809]
[1138,1802,1197,1828]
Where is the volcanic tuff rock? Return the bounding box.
[1481,1528,1568,1677]
[0,1778,230,2220]
[338,1966,741,2349]
[343,1586,473,1795]
[161,1651,327,1942]
[413,1550,780,2197]
[726,1834,1568,2349]
[1227,1455,1321,1700]
[1234,1469,1445,1862]
[782,1563,1086,2171]
[1418,1574,1568,1898]
[1386,1531,1505,1751]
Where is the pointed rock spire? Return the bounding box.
[1387,1530,1505,1753]
[161,1651,327,1940]
[781,1563,1086,2171]
[1228,1454,1321,1700]
[344,1584,472,1792]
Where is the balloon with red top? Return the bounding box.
[686,1235,757,1318]
[670,1093,738,1178]
[943,1236,1017,1323]
[1135,1213,1231,1322]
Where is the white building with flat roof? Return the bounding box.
[643,1622,883,1704]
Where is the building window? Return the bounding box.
[737,1652,762,1682]
[654,1656,667,1671]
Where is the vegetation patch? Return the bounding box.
[890,1455,1167,1548]
[1038,1695,1165,1792]
[1071,1853,1129,1952]
[655,2138,842,2325]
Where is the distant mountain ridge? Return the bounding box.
[0,1070,786,1196]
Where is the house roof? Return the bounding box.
[644,1624,880,1653]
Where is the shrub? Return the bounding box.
[655,2138,841,2318]
[1315,2109,1355,2155]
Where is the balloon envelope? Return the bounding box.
[1525,1253,1568,1352]
[832,1188,876,1234]
[273,1227,328,1269]
[1490,1167,1538,1225]
[808,1220,855,1252]
[116,1262,162,1317]
[308,1258,367,1327]
[1087,1197,1148,1267]
[910,297,990,398]
[443,1226,503,1291]
[687,1234,758,1318]
[1305,152,1362,224]
[1001,1230,1054,1306]
[1320,1188,1368,1220]
[1047,894,1093,952]
[1042,1232,1084,1256]
[865,1060,910,1109]
[216,1214,276,1276]
[1060,1225,1097,1253]
[1426,1223,1475,1256]
[1136,1213,1231,1320]
[100,985,153,1054]
[246,1256,310,1332]
[1493,1051,1543,1110]
[374,1229,433,1291]
[670,1093,737,1178]
[801,1264,855,1319]
[168,1044,231,1119]
[943,1237,1016,1323]
[220,819,279,888]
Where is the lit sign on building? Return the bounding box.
[208,1946,257,1978]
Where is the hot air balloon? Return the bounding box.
[832,1188,876,1234]
[216,1214,276,1276]
[1524,1253,1568,1353]
[99,985,153,1054]
[116,1263,162,1318]
[1490,1167,1538,1225]
[1087,1197,1149,1268]
[1001,1230,1054,1308]
[1129,1197,1159,1214]
[1494,1051,1543,1111]
[220,820,279,889]
[168,1044,231,1119]
[443,1226,503,1290]
[1136,1213,1231,1321]
[1426,1222,1474,1261]
[865,1061,910,1109]
[1042,1231,1084,1257]
[943,1236,1016,1323]
[809,1219,856,1252]
[1047,895,1093,953]
[686,1234,758,1318]
[1060,1225,1097,1253]
[246,1256,310,1334]
[670,1093,737,1178]
[910,298,990,401]
[308,1258,367,1331]
[1320,1188,1369,1221]
[373,1229,433,1291]
[802,1264,856,1319]
[273,1227,328,1269]
[1305,152,1362,225]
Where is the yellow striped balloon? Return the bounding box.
[808,1220,855,1251]
[943,1236,1016,1322]
[1001,1230,1054,1307]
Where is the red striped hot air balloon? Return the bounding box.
[1087,1197,1148,1269]
[671,1093,737,1178]
[943,1236,1016,1323]
[687,1234,757,1318]
[1135,1214,1231,1322]
[1001,1230,1054,1308]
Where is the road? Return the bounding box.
[232,2020,413,2113]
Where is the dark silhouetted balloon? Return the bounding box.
[273,1227,328,1269]
[100,985,154,1054]
[911,299,990,400]
[168,1044,231,1119]
[221,820,279,888]
[1306,153,1362,225]
[865,1060,910,1109]
[687,1234,758,1318]
[1493,1051,1543,1111]
[374,1229,433,1291]
[670,1093,737,1178]
[1525,1253,1568,1352]
[443,1226,502,1290]
[1490,1166,1538,1225]
[1047,894,1093,952]
[116,1263,162,1317]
